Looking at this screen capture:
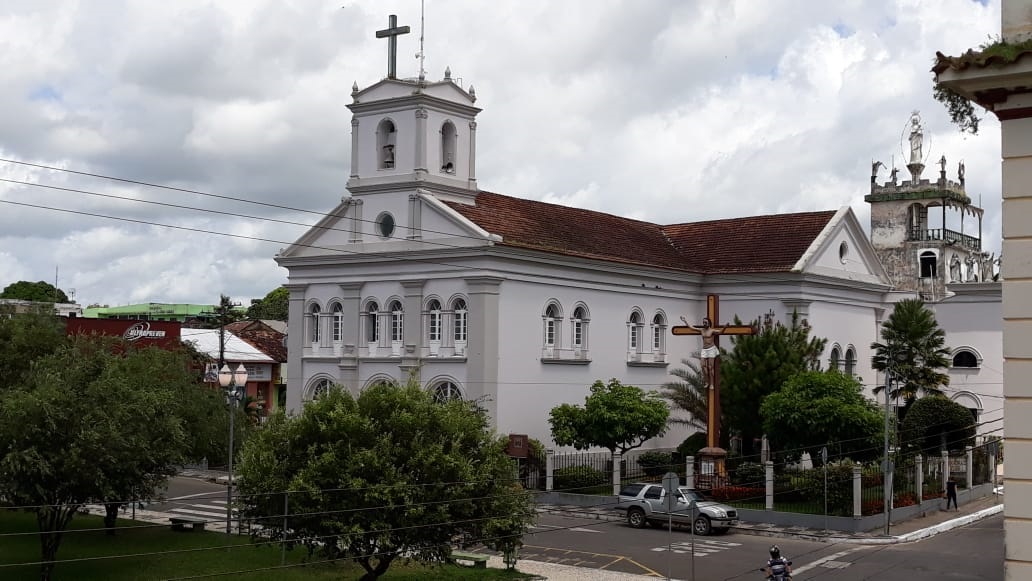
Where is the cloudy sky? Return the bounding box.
[0,0,1002,308]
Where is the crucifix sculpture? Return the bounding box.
[375,14,410,79]
[672,294,757,452]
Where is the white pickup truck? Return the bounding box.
[614,482,738,535]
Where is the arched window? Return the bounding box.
[388,300,404,343]
[308,378,332,400]
[571,305,588,351]
[426,299,442,343]
[543,303,560,348]
[628,310,644,353]
[844,347,857,377]
[952,349,979,368]
[307,303,321,344]
[452,298,468,344]
[652,312,666,353]
[432,381,462,403]
[331,302,344,342]
[829,345,841,371]
[440,121,457,173]
[377,119,397,169]
[364,301,380,343]
[919,250,937,279]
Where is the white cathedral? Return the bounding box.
[277,22,1001,450]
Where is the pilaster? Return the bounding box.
[285,284,307,413]
[465,276,502,423]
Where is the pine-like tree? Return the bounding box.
[720,311,827,456]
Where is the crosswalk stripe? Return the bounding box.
[170,508,227,519]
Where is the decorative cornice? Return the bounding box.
[541,358,591,365]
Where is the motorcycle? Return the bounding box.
[759,559,792,580]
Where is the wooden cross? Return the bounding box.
[671,294,757,450]
[375,14,410,79]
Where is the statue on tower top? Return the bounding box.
[908,111,924,165]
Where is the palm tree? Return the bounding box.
[871,298,951,405]
[659,357,709,432]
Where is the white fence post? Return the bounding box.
[915,455,924,502]
[612,451,622,496]
[853,463,862,519]
[765,461,774,511]
[686,456,695,489]
[545,449,554,492]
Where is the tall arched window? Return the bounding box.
[844,347,857,377]
[432,381,462,403]
[440,121,457,173]
[919,250,937,278]
[426,299,442,343]
[331,302,344,342]
[545,304,561,347]
[307,303,321,345]
[377,119,397,169]
[829,345,841,371]
[571,305,588,352]
[651,313,667,354]
[452,297,468,356]
[364,301,380,343]
[388,300,404,355]
[628,310,644,354]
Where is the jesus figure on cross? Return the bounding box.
[680,315,722,387]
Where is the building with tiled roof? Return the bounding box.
[275,21,1000,452]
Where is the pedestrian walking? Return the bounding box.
[945,476,958,511]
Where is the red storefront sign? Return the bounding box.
[65,318,182,350]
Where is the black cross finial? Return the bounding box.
[375,14,410,79]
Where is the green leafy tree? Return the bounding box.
[0,304,67,390]
[760,371,883,463]
[0,338,199,581]
[236,381,534,581]
[899,395,976,454]
[245,286,289,321]
[0,280,70,303]
[659,358,708,432]
[549,378,669,455]
[721,312,827,456]
[871,298,951,406]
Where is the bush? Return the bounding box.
[554,465,607,492]
[789,462,855,516]
[636,451,675,477]
[730,461,765,487]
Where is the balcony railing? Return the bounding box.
[908,228,980,251]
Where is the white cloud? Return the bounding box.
[0,0,1007,306]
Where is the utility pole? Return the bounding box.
[883,367,893,535]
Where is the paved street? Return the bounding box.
[149,476,233,526]
[521,512,1004,580]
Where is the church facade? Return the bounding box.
[276,31,1001,449]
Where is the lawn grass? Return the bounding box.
[0,511,532,580]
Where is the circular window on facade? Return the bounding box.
[839,241,849,264]
[377,212,395,239]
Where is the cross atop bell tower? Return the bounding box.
[375,14,410,79]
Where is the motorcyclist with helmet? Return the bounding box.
[765,545,792,580]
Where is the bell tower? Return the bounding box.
[866,112,990,300]
[345,15,480,204]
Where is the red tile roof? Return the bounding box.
[444,191,835,275]
[224,321,288,362]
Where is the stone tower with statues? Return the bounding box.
[865,112,994,301]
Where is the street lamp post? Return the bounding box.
[219,363,248,535]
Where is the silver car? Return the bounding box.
[616,483,738,535]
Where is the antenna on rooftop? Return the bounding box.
[416,0,426,81]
